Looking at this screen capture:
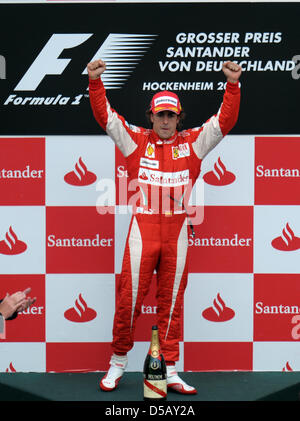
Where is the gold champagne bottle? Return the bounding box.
[143,325,167,400]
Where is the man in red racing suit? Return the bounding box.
[88,59,241,395]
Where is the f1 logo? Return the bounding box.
[0,55,6,80]
[14,34,93,91]
[14,33,156,91]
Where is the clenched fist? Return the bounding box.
[87,59,106,80]
[222,61,242,83]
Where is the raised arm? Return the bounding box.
[87,60,137,158]
[192,61,242,160]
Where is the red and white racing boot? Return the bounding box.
[166,365,197,395]
[99,354,128,391]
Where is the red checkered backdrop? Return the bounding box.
[0,2,300,373]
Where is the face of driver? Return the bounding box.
[150,110,180,140]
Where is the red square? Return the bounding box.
[184,342,253,371]
[254,274,300,341]
[0,137,45,205]
[46,342,111,372]
[255,137,300,205]
[46,206,114,273]
[0,274,45,342]
[188,206,253,273]
[115,274,183,342]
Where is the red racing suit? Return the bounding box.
[89,78,240,363]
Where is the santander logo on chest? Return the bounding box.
[139,140,191,186]
[138,168,190,187]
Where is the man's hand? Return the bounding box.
[15,288,36,313]
[0,288,36,319]
[222,61,242,83]
[87,59,106,80]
